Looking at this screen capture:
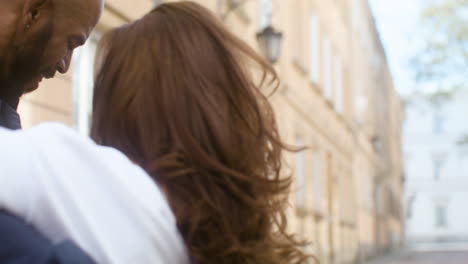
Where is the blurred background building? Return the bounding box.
[404,90,468,250]
[17,0,405,263]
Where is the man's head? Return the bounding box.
[0,0,103,107]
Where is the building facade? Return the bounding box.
[18,0,404,263]
[404,89,468,250]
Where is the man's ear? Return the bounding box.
[22,0,50,31]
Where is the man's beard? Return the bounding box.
[0,18,53,102]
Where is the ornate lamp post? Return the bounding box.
[256,25,283,64]
[219,0,283,64]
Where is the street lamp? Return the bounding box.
[218,0,282,63]
[256,25,283,64]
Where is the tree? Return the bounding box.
[411,0,468,97]
[410,0,468,145]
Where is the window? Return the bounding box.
[258,0,272,29]
[343,185,352,223]
[433,113,445,135]
[432,152,446,181]
[433,160,443,181]
[322,36,332,100]
[406,193,416,219]
[295,137,306,209]
[72,34,99,136]
[309,12,320,83]
[313,150,322,211]
[435,205,447,228]
[334,55,343,113]
[366,174,374,210]
[291,0,303,61]
[354,80,367,124]
[375,186,383,214]
[351,0,361,31]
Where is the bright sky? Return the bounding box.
[369,0,424,97]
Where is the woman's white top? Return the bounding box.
[0,123,189,264]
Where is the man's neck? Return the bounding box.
[0,58,19,110]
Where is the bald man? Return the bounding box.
[0,0,103,263]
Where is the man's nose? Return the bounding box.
[57,52,73,74]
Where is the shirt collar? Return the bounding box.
[0,99,21,130]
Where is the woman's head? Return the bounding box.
[92,1,309,263]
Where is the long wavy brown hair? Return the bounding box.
[91,1,309,263]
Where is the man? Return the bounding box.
[0,0,103,262]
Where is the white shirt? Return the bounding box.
[0,123,190,264]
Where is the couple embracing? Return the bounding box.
[0,1,309,263]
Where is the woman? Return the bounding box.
[0,2,308,264]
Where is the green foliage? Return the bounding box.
[426,88,455,106]
[410,1,468,147]
[456,134,468,146]
[411,0,468,92]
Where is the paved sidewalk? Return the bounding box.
[368,251,468,264]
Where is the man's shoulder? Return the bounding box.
[18,122,93,152]
[0,123,78,162]
[27,122,76,135]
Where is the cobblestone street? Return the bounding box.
[371,251,468,264]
